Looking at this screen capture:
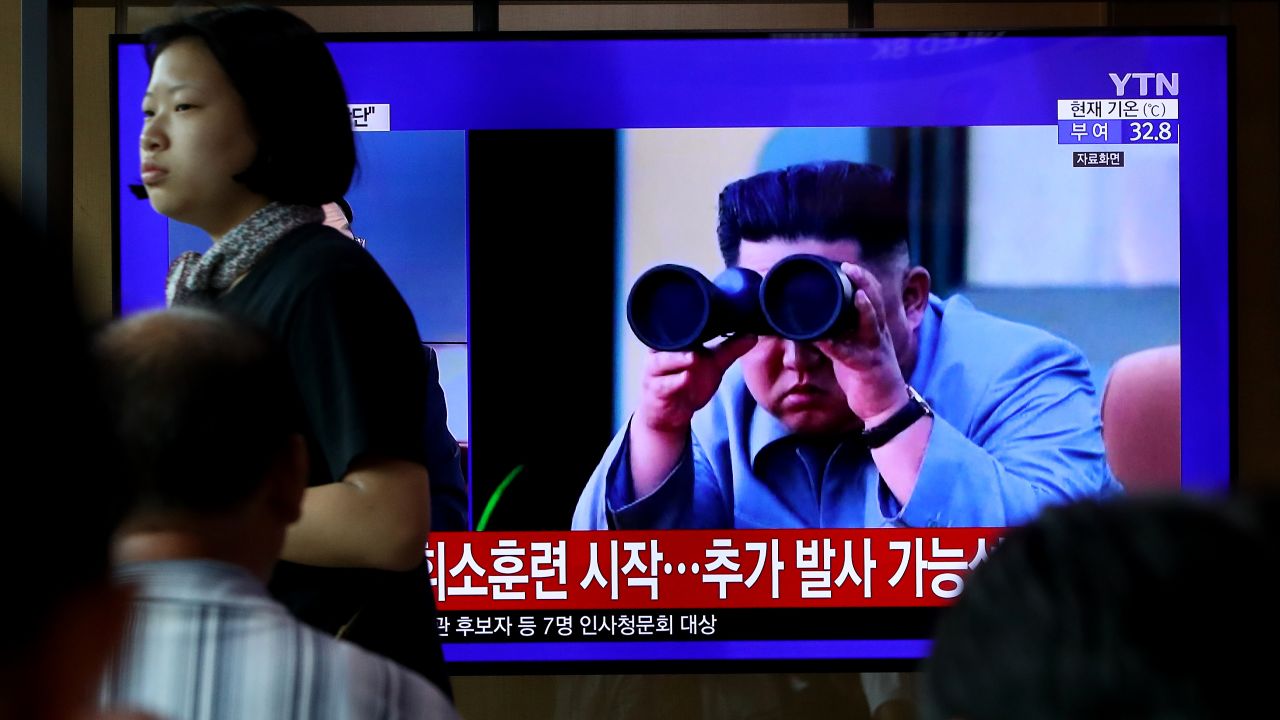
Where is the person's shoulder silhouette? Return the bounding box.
[924,495,1278,720]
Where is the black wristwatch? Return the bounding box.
[861,386,933,449]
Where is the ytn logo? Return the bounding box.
[1109,73,1179,97]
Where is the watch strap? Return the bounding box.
[861,387,932,449]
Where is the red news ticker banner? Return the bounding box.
[427,528,1004,611]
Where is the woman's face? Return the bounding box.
[140,37,267,237]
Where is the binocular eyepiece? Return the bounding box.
[626,255,858,351]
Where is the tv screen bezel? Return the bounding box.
[109,26,1235,675]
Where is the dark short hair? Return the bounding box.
[923,496,1279,720]
[94,308,302,516]
[143,4,355,205]
[717,161,908,267]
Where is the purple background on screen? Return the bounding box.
[442,639,932,663]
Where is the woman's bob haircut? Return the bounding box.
[143,4,356,206]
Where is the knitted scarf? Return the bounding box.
[165,202,323,307]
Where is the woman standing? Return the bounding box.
[139,5,449,695]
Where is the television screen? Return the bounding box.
[113,29,1231,672]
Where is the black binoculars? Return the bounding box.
[626,254,858,351]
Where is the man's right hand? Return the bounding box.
[629,333,758,499]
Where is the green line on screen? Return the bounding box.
[476,464,524,531]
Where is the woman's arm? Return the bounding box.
[281,456,431,571]
[276,237,436,572]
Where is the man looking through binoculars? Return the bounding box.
[573,161,1120,530]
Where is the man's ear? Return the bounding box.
[902,266,931,330]
[266,433,309,525]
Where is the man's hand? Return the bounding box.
[816,262,931,508]
[629,333,757,498]
[635,333,759,433]
[814,262,909,423]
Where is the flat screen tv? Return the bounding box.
[113,28,1232,673]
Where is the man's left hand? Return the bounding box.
[814,262,909,423]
